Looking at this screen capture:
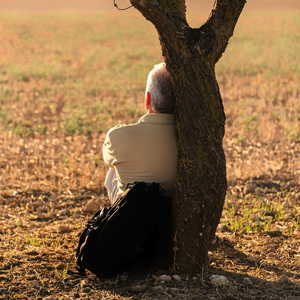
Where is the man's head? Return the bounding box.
[145,62,176,114]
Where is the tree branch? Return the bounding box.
[206,0,247,65]
[114,0,133,10]
[130,0,187,34]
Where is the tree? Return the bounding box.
[129,0,246,272]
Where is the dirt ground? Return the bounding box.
[0,1,300,299]
[1,133,300,300]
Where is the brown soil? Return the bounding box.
[0,3,299,299]
[1,133,300,300]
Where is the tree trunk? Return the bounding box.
[130,0,246,272]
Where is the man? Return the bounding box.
[103,63,177,204]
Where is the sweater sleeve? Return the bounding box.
[102,130,115,168]
[102,124,125,168]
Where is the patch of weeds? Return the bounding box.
[26,234,39,247]
[286,127,300,143]
[263,220,272,231]
[276,209,285,220]
[0,108,12,126]
[62,154,69,165]
[287,218,300,237]
[243,114,259,135]
[242,223,252,234]
[55,263,69,279]
[291,131,300,143]
[62,116,83,135]
[255,261,265,270]
[54,237,61,247]
[12,123,33,135]
[93,155,100,167]
[233,134,245,144]
[35,121,48,134]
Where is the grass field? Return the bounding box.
[0,5,300,300]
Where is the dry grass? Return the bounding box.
[0,8,300,300]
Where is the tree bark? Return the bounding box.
[130,0,246,272]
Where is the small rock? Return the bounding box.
[65,281,74,287]
[282,202,289,208]
[216,223,228,232]
[85,199,100,212]
[0,288,7,294]
[81,280,90,288]
[58,209,70,217]
[244,184,256,195]
[255,221,264,226]
[279,275,289,284]
[265,216,273,221]
[156,274,172,282]
[72,208,81,214]
[242,277,253,285]
[264,209,275,217]
[30,280,40,289]
[47,211,57,218]
[33,200,46,210]
[262,230,282,237]
[26,250,39,256]
[284,213,294,221]
[251,241,258,248]
[73,292,80,298]
[82,287,91,293]
[36,206,49,213]
[71,214,81,219]
[210,275,229,286]
[172,275,181,281]
[251,215,260,222]
[57,224,70,232]
[8,286,18,292]
[246,256,258,263]
[36,212,46,219]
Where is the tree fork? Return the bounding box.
[130,0,246,272]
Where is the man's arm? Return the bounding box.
[103,124,126,167]
[102,131,116,168]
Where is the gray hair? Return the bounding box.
[145,62,176,114]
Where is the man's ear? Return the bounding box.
[146,91,151,107]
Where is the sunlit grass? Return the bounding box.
[0,11,299,191]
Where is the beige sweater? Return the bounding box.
[102,113,177,197]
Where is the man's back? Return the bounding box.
[103,113,177,198]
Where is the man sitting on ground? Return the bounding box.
[103,62,177,204]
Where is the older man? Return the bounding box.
[103,63,177,204]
